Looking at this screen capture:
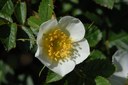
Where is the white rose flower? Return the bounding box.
[35,16,90,77]
[109,50,128,85]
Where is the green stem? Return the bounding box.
[17,38,36,42]
[88,22,94,29]
[17,38,31,42]
[39,66,46,77]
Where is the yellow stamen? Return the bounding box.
[42,27,73,62]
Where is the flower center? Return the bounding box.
[43,27,73,62]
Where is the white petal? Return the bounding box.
[59,16,85,42]
[113,72,125,78]
[35,19,58,66]
[37,19,58,45]
[109,75,126,85]
[72,39,90,64]
[48,60,75,77]
[112,50,128,78]
[35,46,51,66]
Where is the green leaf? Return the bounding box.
[46,71,62,83]
[28,0,54,34]
[71,0,79,4]
[0,0,14,16]
[76,50,115,79]
[26,76,34,85]
[85,12,102,25]
[0,0,7,9]
[15,2,27,24]
[7,23,17,51]
[86,50,115,78]
[109,31,128,50]
[18,74,25,81]
[95,76,111,85]
[0,19,7,25]
[21,26,35,49]
[94,0,115,9]
[62,3,72,12]
[0,12,12,22]
[64,80,68,85]
[0,0,16,24]
[27,16,42,35]
[73,9,82,16]
[89,50,106,60]
[28,16,42,28]
[0,60,14,84]
[38,0,53,22]
[85,24,102,47]
[2,23,17,51]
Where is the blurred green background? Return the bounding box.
[0,0,128,85]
